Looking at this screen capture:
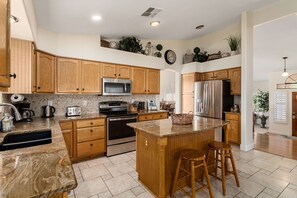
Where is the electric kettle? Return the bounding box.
[42,105,56,118]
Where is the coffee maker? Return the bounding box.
[13,102,35,122]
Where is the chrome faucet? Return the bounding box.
[0,103,22,121]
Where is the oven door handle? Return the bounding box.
[109,117,138,122]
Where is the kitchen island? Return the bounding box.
[128,116,229,198]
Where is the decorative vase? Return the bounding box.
[231,51,237,56]
[261,117,267,128]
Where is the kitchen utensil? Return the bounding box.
[42,105,56,118]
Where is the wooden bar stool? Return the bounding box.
[171,149,214,198]
[206,141,240,196]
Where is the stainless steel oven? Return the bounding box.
[102,78,132,96]
[107,116,137,156]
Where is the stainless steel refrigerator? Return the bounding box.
[194,80,234,119]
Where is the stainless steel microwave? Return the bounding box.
[102,78,132,96]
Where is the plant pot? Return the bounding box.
[261,117,267,128]
[231,51,238,56]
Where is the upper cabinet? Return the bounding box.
[81,61,101,94]
[0,0,11,88]
[102,63,131,79]
[36,52,56,93]
[132,68,160,94]
[229,67,241,95]
[8,39,33,94]
[201,69,229,81]
[182,73,196,94]
[57,58,81,93]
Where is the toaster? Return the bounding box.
[66,106,81,117]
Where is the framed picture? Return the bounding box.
[0,0,11,87]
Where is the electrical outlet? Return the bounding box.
[83,100,87,106]
[48,100,53,106]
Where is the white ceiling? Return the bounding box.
[33,0,277,40]
[253,14,297,81]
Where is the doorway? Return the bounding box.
[292,92,297,136]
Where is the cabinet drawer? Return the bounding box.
[77,139,105,158]
[59,122,73,130]
[138,114,154,121]
[152,112,167,120]
[225,113,240,121]
[77,126,105,142]
[76,118,105,128]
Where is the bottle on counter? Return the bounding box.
[2,113,14,132]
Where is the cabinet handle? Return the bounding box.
[119,74,121,77]
[144,90,146,92]
[148,90,150,93]
[114,74,116,76]
[76,88,79,91]
[145,117,147,119]
[90,144,93,146]
[10,73,16,79]
[90,122,93,125]
[82,88,85,91]
[90,130,93,132]
[37,87,41,89]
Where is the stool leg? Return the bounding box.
[191,161,196,198]
[171,157,182,197]
[229,150,240,187]
[202,149,212,182]
[203,159,214,198]
[221,152,226,196]
[215,150,219,176]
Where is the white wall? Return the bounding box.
[160,70,176,101]
[253,80,269,94]
[268,70,297,136]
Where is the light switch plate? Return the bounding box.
[48,100,53,106]
[83,100,87,106]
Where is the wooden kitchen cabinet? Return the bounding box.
[8,39,34,94]
[81,61,101,94]
[132,68,160,94]
[138,112,168,121]
[59,122,74,159]
[229,67,241,95]
[182,94,194,113]
[182,73,196,94]
[0,0,10,88]
[102,63,116,78]
[201,72,214,81]
[36,51,56,93]
[57,58,81,93]
[213,69,229,80]
[74,118,106,161]
[225,112,241,144]
[117,65,131,79]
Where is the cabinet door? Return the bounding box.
[31,43,37,93]
[62,129,73,159]
[8,39,32,94]
[146,69,160,94]
[0,0,10,87]
[102,63,116,78]
[81,61,101,93]
[229,68,241,95]
[201,72,214,81]
[213,70,228,80]
[36,52,55,93]
[182,94,194,113]
[117,65,131,79]
[132,67,147,94]
[57,58,81,93]
[228,120,240,144]
[182,73,195,94]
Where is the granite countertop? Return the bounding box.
[128,116,228,138]
[137,110,168,115]
[0,113,105,198]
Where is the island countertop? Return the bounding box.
[127,116,228,137]
[0,114,105,198]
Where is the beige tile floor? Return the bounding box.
[70,146,297,198]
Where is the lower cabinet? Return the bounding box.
[59,118,106,162]
[225,112,241,144]
[138,112,168,121]
[49,192,68,198]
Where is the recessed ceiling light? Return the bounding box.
[91,15,102,21]
[150,21,160,27]
[10,15,19,23]
[196,25,205,30]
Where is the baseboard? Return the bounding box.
[240,143,254,151]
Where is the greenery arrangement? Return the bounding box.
[118,37,142,53]
[192,47,208,62]
[253,90,269,128]
[226,35,241,52]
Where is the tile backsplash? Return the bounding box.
[3,94,159,117]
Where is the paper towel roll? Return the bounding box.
[11,94,25,103]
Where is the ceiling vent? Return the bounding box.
[141,7,162,17]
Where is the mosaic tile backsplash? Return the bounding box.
[3,94,159,117]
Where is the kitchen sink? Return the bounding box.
[0,130,52,151]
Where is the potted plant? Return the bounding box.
[253,90,269,128]
[226,35,241,55]
[118,36,143,53]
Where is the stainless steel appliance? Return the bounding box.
[42,105,56,118]
[102,78,132,96]
[13,102,34,122]
[147,100,157,111]
[194,80,233,119]
[99,101,137,156]
[66,106,81,117]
